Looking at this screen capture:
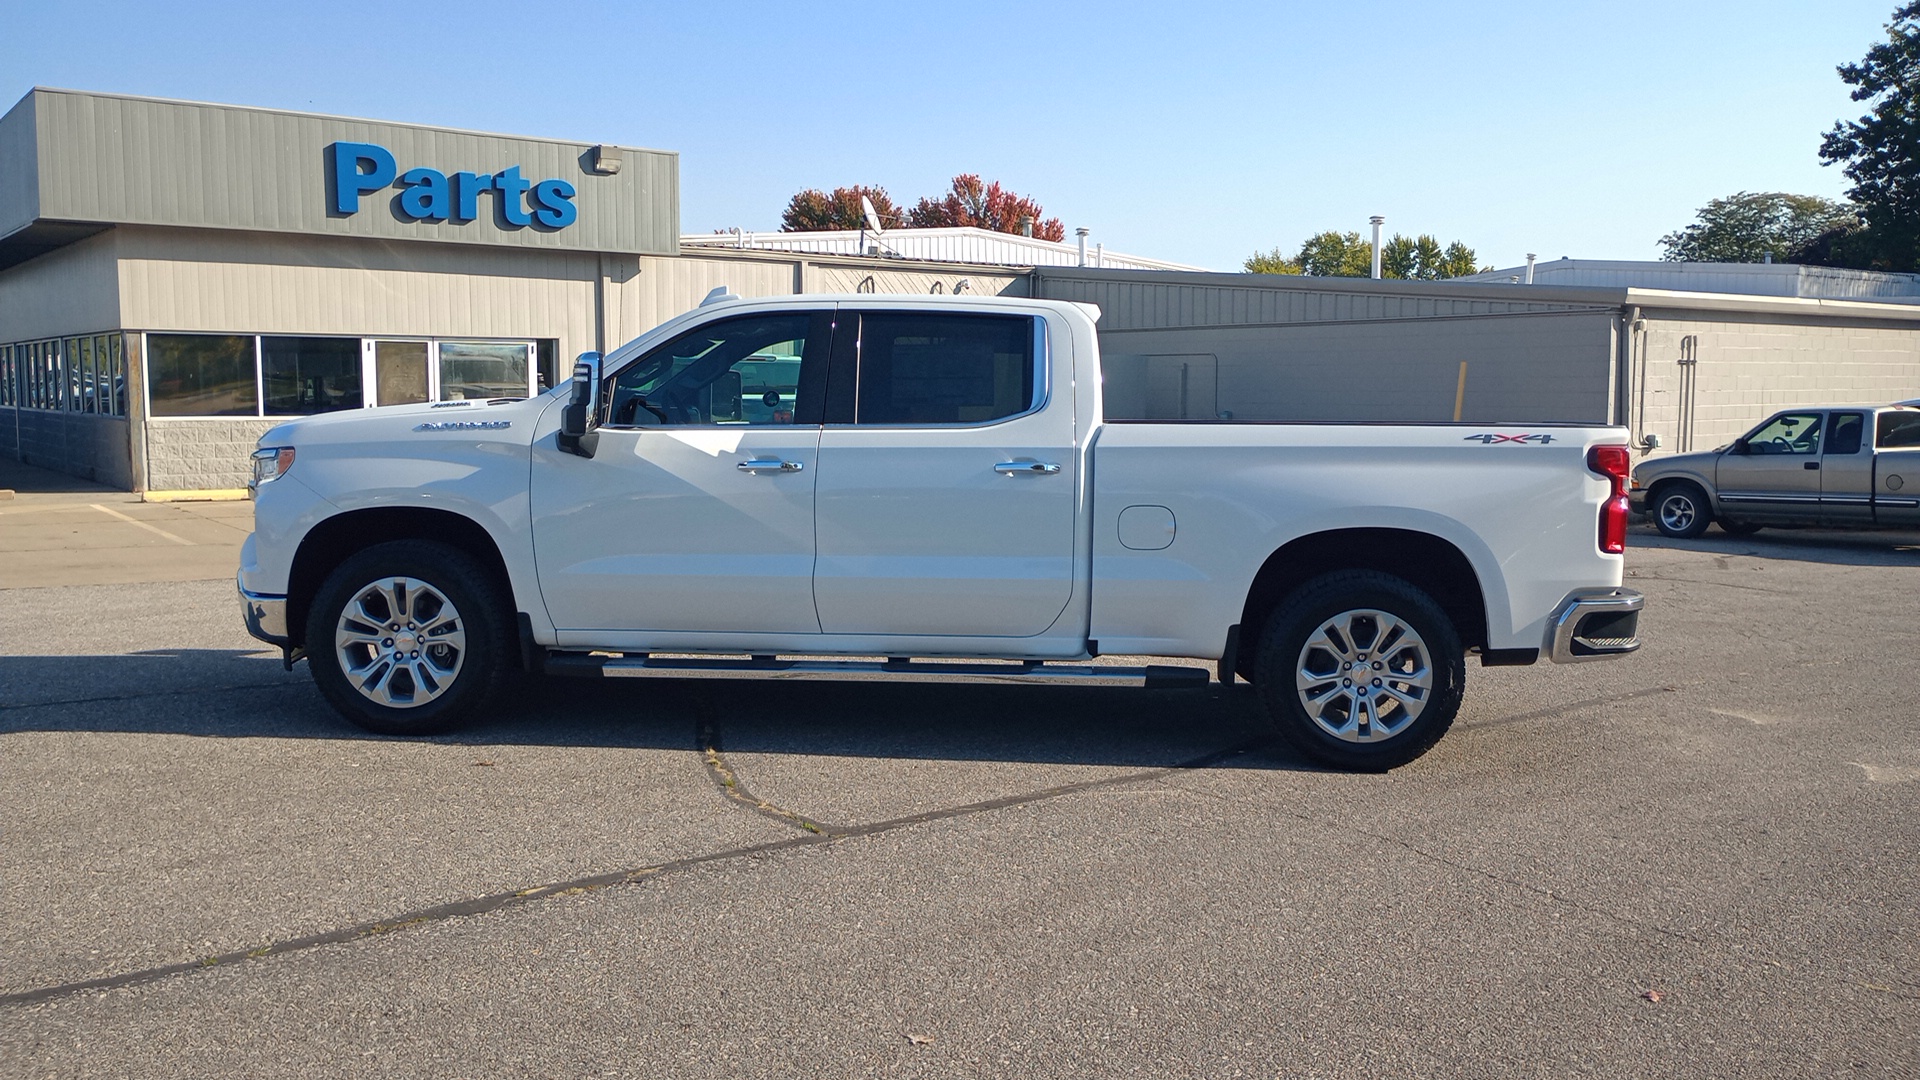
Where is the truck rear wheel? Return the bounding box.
[305,540,511,736]
[1254,570,1464,771]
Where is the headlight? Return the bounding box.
[250,446,296,491]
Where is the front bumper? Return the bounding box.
[239,573,291,647]
[1546,588,1644,663]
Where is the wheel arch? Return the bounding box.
[1237,528,1488,669]
[287,508,516,650]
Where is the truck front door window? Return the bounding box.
[608,314,817,427]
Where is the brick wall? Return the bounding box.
[144,419,277,490]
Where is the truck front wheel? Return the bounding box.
[1254,570,1465,771]
[305,540,511,736]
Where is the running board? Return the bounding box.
[543,653,1211,689]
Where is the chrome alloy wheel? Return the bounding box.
[1658,491,1699,534]
[1294,608,1433,743]
[333,576,466,709]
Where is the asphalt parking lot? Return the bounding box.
[2,459,1917,1079]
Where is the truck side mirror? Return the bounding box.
[1730,437,1749,455]
[558,352,602,458]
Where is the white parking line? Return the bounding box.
[89,503,196,546]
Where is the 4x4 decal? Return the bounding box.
[1463,433,1555,445]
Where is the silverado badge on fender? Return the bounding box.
[413,420,513,431]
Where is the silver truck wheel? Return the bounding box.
[305,541,509,736]
[1654,483,1712,539]
[1255,570,1464,771]
[333,576,467,709]
[1294,608,1433,744]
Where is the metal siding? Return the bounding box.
[29,89,677,255]
[0,229,122,341]
[0,93,39,237]
[1104,312,1617,424]
[113,226,601,361]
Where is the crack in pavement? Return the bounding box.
[0,680,298,716]
[690,690,828,836]
[0,739,1259,1009]
[1459,685,1678,730]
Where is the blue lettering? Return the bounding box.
[398,167,450,221]
[328,143,577,229]
[329,142,396,215]
[495,166,533,227]
[532,179,577,228]
[453,171,494,222]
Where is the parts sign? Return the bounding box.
[328,142,577,229]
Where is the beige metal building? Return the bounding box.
[1032,268,1920,459]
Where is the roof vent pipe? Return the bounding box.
[1076,227,1090,267]
[1021,215,1034,238]
[1095,242,1104,268]
[1763,251,1773,264]
[1370,216,1385,280]
[1524,253,1536,284]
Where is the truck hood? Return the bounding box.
[1633,447,1722,485]
[257,392,562,448]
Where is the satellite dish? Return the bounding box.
[861,195,884,234]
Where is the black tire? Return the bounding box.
[1652,481,1713,539]
[305,540,512,736]
[1253,570,1465,772]
[1718,520,1763,536]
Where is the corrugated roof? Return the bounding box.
[681,226,1205,272]
[1456,258,1920,301]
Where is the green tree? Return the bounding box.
[1820,2,1920,269]
[1243,247,1301,274]
[1657,192,1860,263]
[779,185,903,232]
[1295,231,1374,276]
[1247,231,1485,278]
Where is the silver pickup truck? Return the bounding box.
[1632,404,1920,537]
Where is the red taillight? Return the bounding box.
[1588,444,1631,555]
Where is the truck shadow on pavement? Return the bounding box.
[0,649,1296,771]
[1629,522,1920,567]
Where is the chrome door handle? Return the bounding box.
[995,461,1061,475]
[738,458,803,473]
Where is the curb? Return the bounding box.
[141,489,250,503]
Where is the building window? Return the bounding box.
[437,341,533,401]
[1,344,12,407]
[264,336,363,414]
[148,334,258,417]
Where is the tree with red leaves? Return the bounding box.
[779,185,904,232]
[905,174,1066,241]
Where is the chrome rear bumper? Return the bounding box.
[1547,588,1644,663]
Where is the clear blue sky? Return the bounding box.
[0,0,1896,271]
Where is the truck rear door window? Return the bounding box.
[854,314,1034,426]
[1877,411,1920,449]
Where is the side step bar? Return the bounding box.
[543,653,1211,689]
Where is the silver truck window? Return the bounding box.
[1746,413,1822,455]
[607,314,811,427]
[1877,411,1920,449]
[1828,412,1865,455]
[855,313,1035,426]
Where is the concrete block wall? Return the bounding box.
[1634,316,1920,455]
[4,409,133,488]
[144,419,277,491]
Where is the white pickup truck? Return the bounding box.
[239,293,1642,770]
